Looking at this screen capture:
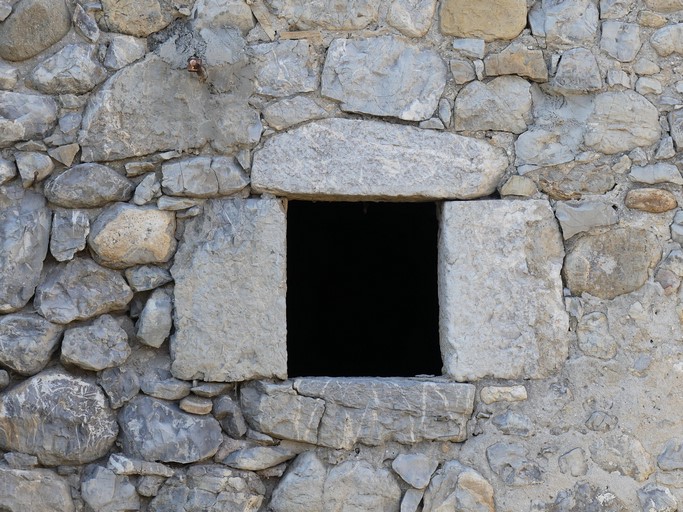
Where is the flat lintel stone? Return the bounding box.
[439,200,569,381]
[251,118,508,200]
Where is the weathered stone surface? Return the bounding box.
[554,201,618,239]
[387,0,437,37]
[104,35,147,70]
[324,461,402,512]
[263,96,328,130]
[15,151,53,187]
[0,91,57,146]
[0,184,50,312]
[625,188,678,213]
[558,448,588,477]
[651,24,683,56]
[134,173,161,205]
[50,209,90,261]
[549,482,628,511]
[28,44,108,94]
[61,315,131,371]
[264,0,378,30]
[45,164,134,208]
[0,312,63,375]
[564,228,660,299]
[108,453,175,477]
[125,265,172,292]
[440,0,526,41]
[552,47,602,92]
[0,61,18,89]
[48,143,80,167]
[590,433,655,481]
[193,0,255,33]
[149,464,265,512]
[136,287,173,348]
[532,0,599,47]
[223,445,302,471]
[670,109,683,150]
[484,43,548,82]
[179,395,212,414]
[140,368,192,400]
[81,465,140,512]
[0,0,71,61]
[492,411,533,436]
[577,311,618,359]
[35,258,133,324]
[584,91,660,154]
[0,157,15,184]
[88,203,177,269]
[440,200,568,381]
[454,76,532,133]
[392,454,438,489]
[486,442,543,486]
[99,0,193,37]
[630,163,683,184]
[423,461,495,512]
[270,452,326,512]
[73,3,100,43]
[119,395,222,463]
[600,21,641,62]
[637,483,678,512]
[161,156,248,198]
[0,370,118,465]
[450,59,476,84]
[637,77,662,95]
[213,395,247,436]
[322,36,446,121]
[80,55,262,161]
[480,385,528,404]
[658,439,683,470]
[250,40,319,97]
[0,467,75,512]
[171,198,286,382]
[99,366,140,409]
[252,118,508,200]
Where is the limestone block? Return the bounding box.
[552,47,602,93]
[99,0,193,37]
[45,163,134,208]
[535,0,600,47]
[81,465,139,512]
[136,287,173,347]
[28,44,108,95]
[0,370,118,465]
[171,198,287,382]
[252,118,508,200]
[563,227,660,299]
[0,91,57,147]
[103,35,147,70]
[439,0,527,41]
[630,163,683,185]
[439,200,568,381]
[15,151,53,187]
[264,0,379,30]
[193,0,255,34]
[73,4,100,43]
[625,188,678,213]
[554,200,618,239]
[637,483,678,512]
[645,0,683,10]
[250,40,319,97]
[0,61,18,89]
[323,461,401,512]
[322,36,446,121]
[387,0,437,37]
[270,452,326,512]
[651,24,683,56]
[60,314,131,371]
[484,43,548,82]
[0,0,71,61]
[0,312,64,375]
[0,184,51,313]
[98,367,140,409]
[486,442,543,486]
[600,21,641,62]
[391,454,438,489]
[590,433,655,481]
[423,461,495,512]
[124,265,172,292]
[480,385,528,404]
[223,445,302,471]
[50,210,90,261]
[262,96,328,130]
[0,467,75,512]
[161,156,248,198]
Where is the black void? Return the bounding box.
[287,201,442,378]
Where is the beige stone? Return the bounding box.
[440,0,527,41]
[625,188,678,213]
[484,44,548,82]
[179,396,213,415]
[480,385,528,405]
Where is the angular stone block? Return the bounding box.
[440,0,527,41]
[252,118,508,200]
[439,200,568,381]
[171,198,287,381]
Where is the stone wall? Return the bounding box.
[1,0,683,510]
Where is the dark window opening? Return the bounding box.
[287,201,441,378]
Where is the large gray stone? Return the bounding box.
[651,24,683,56]
[161,156,248,198]
[270,452,327,512]
[45,164,134,208]
[563,228,660,299]
[600,21,641,62]
[423,461,495,512]
[453,76,532,133]
[0,0,71,61]
[252,118,508,200]
[552,47,602,93]
[119,395,223,463]
[532,0,599,47]
[81,465,140,512]
[321,36,446,121]
[171,198,287,382]
[440,200,568,381]
[439,0,527,41]
[28,44,108,94]
[0,312,64,375]
[323,461,401,512]
[0,185,51,312]
[60,314,131,371]
[0,91,57,146]
[136,287,173,347]
[250,40,319,97]
[88,203,177,269]
[99,0,193,37]
[104,35,147,70]
[264,0,379,30]
[50,210,90,261]
[0,370,118,465]
[584,91,660,154]
[0,467,75,512]
[35,258,134,324]
[79,55,262,161]
[392,454,438,489]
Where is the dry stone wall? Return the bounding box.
[1,0,683,511]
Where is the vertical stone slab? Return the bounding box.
[171,198,287,382]
[439,200,568,381]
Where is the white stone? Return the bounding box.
[630,163,683,184]
[252,118,508,200]
[452,38,485,59]
[600,21,641,62]
[480,385,528,404]
[552,47,602,93]
[15,151,53,187]
[262,96,328,130]
[536,0,600,47]
[161,156,248,198]
[250,40,319,97]
[387,0,437,37]
[450,59,476,84]
[192,0,254,34]
[554,201,619,239]
[264,0,379,30]
[636,77,663,95]
[651,23,683,56]
[606,69,631,88]
[439,200,568,381]
[104,35,147,70]
[392,454,438,489]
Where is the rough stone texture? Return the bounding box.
[0,467,75,512]
[161,156,248,198]
[321,36,446,121]
[179,395,212,414]
[0,370,118,465]
[552,47,602,92]
[0,184,50,312]
[0,312,63,375]
[0,0,71,61]
[555,201,619,239]
[124,265,172,292]
[440,200,568,381]
[585,91,661,154]
[262,96,328,130]
[119,395,222,463]
[387,0,437,37]
[171,198,286,382]
[99,0,193,37]
[223,445,302,471]
[323,461,402,512]
[104,35,147,70]
[590,433,655,481]
[600,21,641,62]
[35,258,134,324]
[88,203,177,268]
[99,366,140,409]
[61,315,131,371]
[0,157,15,184]
[50,209,90,261]
[140,368,191,400]
[637,483,678,512]
[15,151,54,187]
[28,44,108,94]
[252,118,508,200]
[480,385,528,404]
[625,188,678,213]
[0,91,57,147]
[548,482,628,511]
[484,43,548,82]
[79,55,262,161]
[45,163,134,208]
[392,454,438,489]
[564,228,660,299]
[264,0,379,30]
[423,461,495,512]
[453,76,532,133]
[532,0,600,47]
[486,442,543,486]
[439,0,527,41]
[193,0,255,34]
[651,24,683,56]
[73,4,100,43]
[250,40,319,97]
[81,465,140,512]
[270,452,326,512]
[136,287,173,347]
[630,163,683,184]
